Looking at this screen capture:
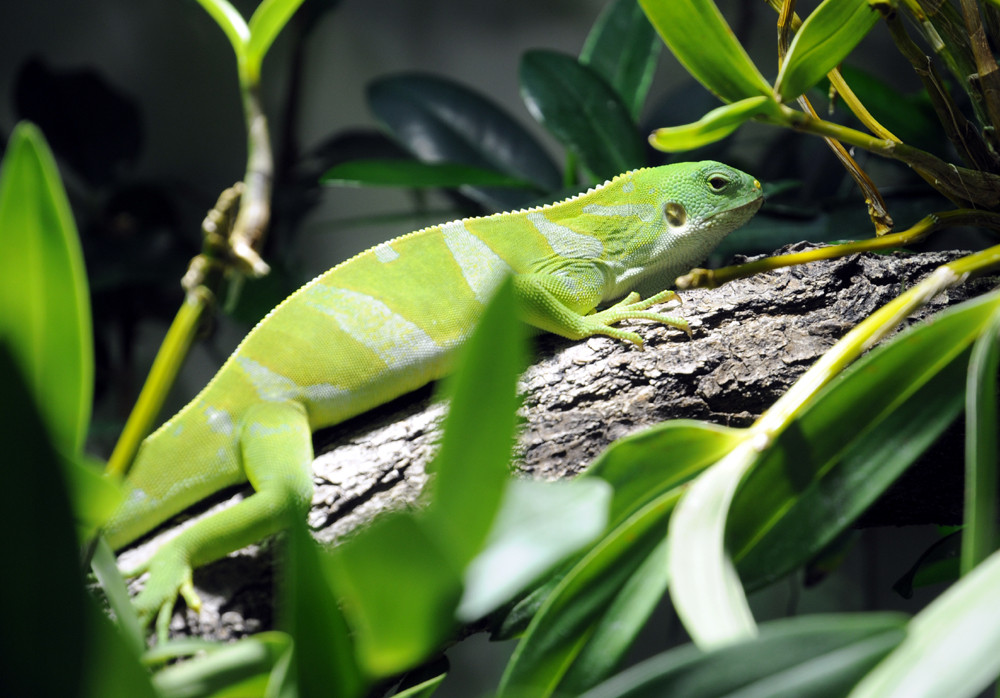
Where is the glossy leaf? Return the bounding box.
[730,290,1000,588]
[368,73,560,208]
[638,0,771,103]
[247,0,307,77]
[850,548,1000,697]
[962,308,1000,573]
[423,277,526,569]
[774,0,879,102]
[0,122,93,455]
[457,477,611,622]
[649,96,777,152]
[321,159,535,189]
[580,0,661,120]
[519,49,645,180]
[498,490,679,697]
[581,613,906,698]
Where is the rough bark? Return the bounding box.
[115,244,998,641]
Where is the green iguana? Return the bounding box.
[105,160,763,633]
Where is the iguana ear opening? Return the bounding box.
[665,202,686,228]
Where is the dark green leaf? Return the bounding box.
[368,73,560,208]
[519,50,645,180]
[281,517,366,697]
[580,613,906,698]
[82,598,159,698]
[0,343,88,698]
[0,122,93,455]
[638,0,771,103]
[892,531,961,598]
[423,277,526,569]
[730,291,1000,588]
[321,159,536,189]
[580,0,661,120]
[774,0,879,102]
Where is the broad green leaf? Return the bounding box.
[649,95,778,152]
[580,0,661,120]
[850,548,1000,698]
[0,343,88,698]
[368,74,560,208]
[457,477,612,622]
[281,518,366,698]
[0,122,93,454]
[152,633,290,698]
[585,419,743,527]
[330,513,462,678]
[423,277,526,569]
[962,307,1000,573]
[321,159,536,189]
[730,290,1000,588]
[638,0,772,103]
[581,613,906,698]
[82,597,159,698]
[519,50,645,180]
[498,489,679,697]
[247,0,307,79]
[774,0,879,102]
[191,0,250,59]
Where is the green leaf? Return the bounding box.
[0,342,88,698]
[774,0,879,102]
[423,277,526,569]
[152,633,291,698]
[962,307,1000,573]
[498,489,679,697]
[368,74,560,208]
[638,0,772,103]
[247,0,307,78]
[0,122,93,455]
[330,512,462,678]
[648,95,778,153]
[580,0,661,120]
[457,477,612,622]
[892,532,961,598]
[190,0,250,60]
[67,454,123,540]
[321,159,536,189]
[519,49,645,180]
[392,672,446,698]
[850,548,1000,697]
[82,597,159,698]
[580,613,906,698]
[281,518,367,698]
[585,419,743,528]
[729,290,1000,589]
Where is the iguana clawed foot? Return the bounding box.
[584,289,691,347]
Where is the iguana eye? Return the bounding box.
[708,174,730,191]
[665,202,686,227]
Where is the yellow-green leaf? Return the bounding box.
[649,96,777,152]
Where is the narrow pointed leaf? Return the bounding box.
[649,96,777,152]
[580,0,661,119]
[191,0,250,57]
[638,0,772,103]
[0,122,93,454]
[774,0,879,102]
[519,50,645,180]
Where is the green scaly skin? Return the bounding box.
[104,160,763,637]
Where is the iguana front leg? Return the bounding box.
[513,272,688,348]
[126,400,314,640]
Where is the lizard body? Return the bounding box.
[105,161,762,630]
